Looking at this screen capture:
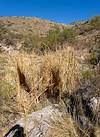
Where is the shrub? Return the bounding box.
[22,29,76,53]
[43,28,76,51]
[89,52,100,65]
[59,29,75,43]
[0,23,22,45]
[22,33,41,52]
[5,47,81,116]
[82,70,95,80]
[45,29,61,47]
[90,16,100,29]
[81,24,93,33]
[74,16,100,34]
[0,23,8,41]
[89,38,100,65]
[3,32,17,45]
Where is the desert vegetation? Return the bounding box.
[21,28,76,52]
[0,47,81,136]
[0,16,100,137]
[90,16,100,29]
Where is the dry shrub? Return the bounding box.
[8,51,41,115]
[46,113,78,137]
[41,47,81,96]
[8,47,81,115]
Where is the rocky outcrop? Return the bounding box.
[4,104,78,137]
[62,85,100,137]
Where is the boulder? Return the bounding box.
[4,104,78,137]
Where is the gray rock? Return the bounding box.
[4,104,78,137]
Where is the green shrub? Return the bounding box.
[59,29,75,43]
[89,52,100,65]
[82,70,95,80]
[42,28,76,51]
[45,29,61,46]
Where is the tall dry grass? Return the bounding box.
[47,113,79,137]
[8,47,81,116]
[0,47,82,137]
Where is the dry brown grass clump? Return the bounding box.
[7,47,81,116]
[0,47,82,137]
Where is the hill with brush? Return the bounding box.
[0,16,100,137]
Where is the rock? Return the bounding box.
[4,104,78,137]
[62,85,100,137]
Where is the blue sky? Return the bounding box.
[0,0,100,23]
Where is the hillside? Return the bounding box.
[0,16,100,54]
[0,16,100,137]
[0,16,70,35]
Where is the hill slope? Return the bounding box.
[0,16,100,137]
